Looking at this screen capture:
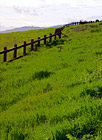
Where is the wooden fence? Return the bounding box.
[64,19,102,27]
[0,19,101,62]
[0,31,61,62]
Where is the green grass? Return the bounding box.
[0,22,102,140]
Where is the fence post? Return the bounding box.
[38,37,40,46]
[59,31,61,39]
[31,39,34,51]
[44,35,46,44]
[4,47,7,62]
[14,44,17,59]
[55,34,56,40]
[23,41,26,55]
[49,33,52,43]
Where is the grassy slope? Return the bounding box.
[0,22,102,140]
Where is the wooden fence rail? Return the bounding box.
[0,31,61,62]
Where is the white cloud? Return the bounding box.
[0,0,47,7]
[0,0,102,7]
[13,7,38,16]
[0,0,102,31]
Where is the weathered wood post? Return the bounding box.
[31,39,34,51]
[59,31,61,39]
[49,33,52,43]
[14,44,17,59]
[4,47,7,62]
[38,37,40,46]
[44,35,46,44]
[23,41,26,55]
[55,34,56,40]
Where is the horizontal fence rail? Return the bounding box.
[0,31,61,62]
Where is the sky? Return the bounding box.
[0,0,102,31]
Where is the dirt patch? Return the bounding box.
[74,25,87,32]
[74,25,98,32]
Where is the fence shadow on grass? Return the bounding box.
[45,38,65,48]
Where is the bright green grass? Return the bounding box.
[0,22,102,140]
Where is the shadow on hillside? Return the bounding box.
[62,33,68,38]
[46,38,66,48]
[80,86,102,99]
[32,71,53,80]
[55,111,99,140]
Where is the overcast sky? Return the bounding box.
[0,0,102,31]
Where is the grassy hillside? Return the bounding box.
[0,22,102,140]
